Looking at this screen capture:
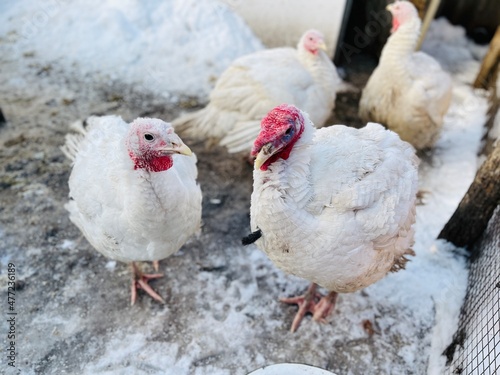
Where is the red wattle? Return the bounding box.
[130,152,173,172]
[391,18,400,33]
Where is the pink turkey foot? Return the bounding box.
[313,290,338,323]
[280,283,338,333]
[130,262,165,305]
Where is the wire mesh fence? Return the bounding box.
[443,206,500,375]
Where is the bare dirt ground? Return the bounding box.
[0,51,436,375]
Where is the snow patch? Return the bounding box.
[105,260,117,271]
[0,0,263,98]
[59,239,75,250]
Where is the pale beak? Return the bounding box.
[386,3,393,11]
[254,143,273,169]
[160,134,193,156]
[318,41,327,51]
[171,143,192,156]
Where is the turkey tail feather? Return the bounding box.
[172,109,207,138]
[61,120,87,162]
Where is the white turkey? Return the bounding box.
[359,0,452,150]
[244,104,418,332]
[62,116,202,304]
[173,29,341,154]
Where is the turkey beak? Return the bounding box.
[386,4,393,12]
[161,135,193,156]
[172,143,192,156]
[254,143,273,169]
[318,41,327,51]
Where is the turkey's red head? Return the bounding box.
[126,118,192,173]
[387,1,418,33]
[300,29,327,55]
[252,104,305,171]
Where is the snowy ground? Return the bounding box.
[0,1,491,375]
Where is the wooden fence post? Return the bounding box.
[438,142,500,248]
[473,26,500,89]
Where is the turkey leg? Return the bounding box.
[280,283,338,332]
[130,262,165,305]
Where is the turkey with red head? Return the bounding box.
[62,116,202,305]
[245,104,418,332]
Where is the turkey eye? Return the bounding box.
[285,128,292,135]
[144,133,154,141]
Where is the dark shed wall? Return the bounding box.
[438,0,500,38]
[337,0,499,64]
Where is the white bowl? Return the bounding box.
[247,363,337,375]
